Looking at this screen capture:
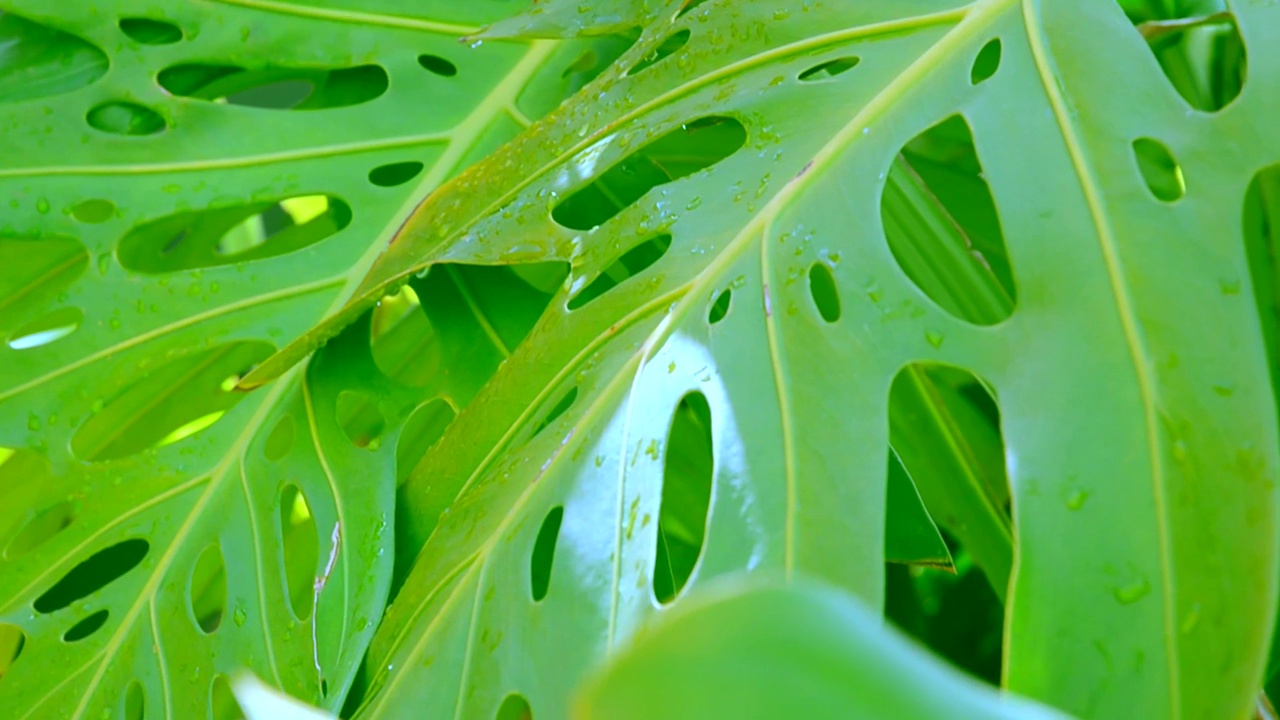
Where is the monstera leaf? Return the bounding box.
[243,1,1279,718]
[0,2,628,717]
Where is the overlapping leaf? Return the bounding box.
[0,1,625,716]
[265,1,1280,718]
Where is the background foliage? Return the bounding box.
[1,0,1278,719]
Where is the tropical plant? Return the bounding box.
[0,0,1277,719]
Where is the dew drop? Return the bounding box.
[1112,579,1151,605]
[925,329,944,348]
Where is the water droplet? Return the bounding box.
[36,198,49,214]
[1063,486,1089,511]
[233,606,247,627]
[1211,384,1234,397]
[1180,603,1201,633]
[925,329,944,348]
[27,413,41,431]
[1172,439,1189,463]
[1112,579,1150,605]
[97,254,111,275]
[1219,278,1241,295]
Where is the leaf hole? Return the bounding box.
[210,675,242,720]
[336,390,386,450]
[552,116,746,231]
[495,693,533,720]
[569,234,672,310]
[1244,164,1280,419]
[264,415,295,462]
[534,387,578,437]
[708,289,732,324]
[119,17,183,45]
[1133,137,1185,202]
[71,341,274,461]
[118,194,351,273]
[63,609,109,643]
[0,623,24,680]
[808,262,841,323]
[279,484,319,621]
[654,392,713,604]
[417,54,458,77]
[34,538,150,613]
[627,28,690,76]
[72,199,115,224]
[798,56,860,82]
[397,399,456,486]
[0,14,108,103]
[530,506,564,602]
[4,499,77,559]
[889,364,1012,598]
[124,679,145,720]
[1123,4,1245,112]
[8,306,83,350]
[970,39,1002,84]
[86,102,166,136]
[158,63,388,110]
[189,543,227,633]
[881,114,1016,326]
[368,161,425,188]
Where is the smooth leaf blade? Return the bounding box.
[574,576,1071,720]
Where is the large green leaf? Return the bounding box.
[574,576,1070,720]
[262,1,1280,718]
[0,2,624,716]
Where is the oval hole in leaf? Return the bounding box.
[279,485,319,621]
[1245,164,1280,414]
[63,609,109,643]
[808,262,841,323]
[1127,7,1246,112]
[4,499,77,559]
[397,399,456,485]
[34,538,150,613]
[8,307,83,350]
[569,234,672,310]
[562,49,599,78]
[889,363,1012,598]
[264,415,295,462]
[0,236,88,335]
[71,199,115,224]
[0,13,108,103]
[496,693,533,720]
[117,194,351,274]
[370,284,436,386]
[0,623,25,679]
[708,289,732,324]
[553,116,746,231]
[1133,137,1186,202]
[798,56,860,82]
[654,392,713,605]
[882,114,1016,326]
[158,63,389,110]
[189,543,227,633]
[533,387,578,438]
[124,679,145,720]
[118,17,182,45]
[211,675,242,720]
[970,39,1001,84]
[71,341,274,461]
[369,161,425,188]
[417,54,457,77]
[86,102,166,135]
[530,506,564,602]
[336,390,386,450]
[628,28,690,76]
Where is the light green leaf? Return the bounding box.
[574,576,1072,720]
[0,2,626,717]
[291,1,1279,718]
